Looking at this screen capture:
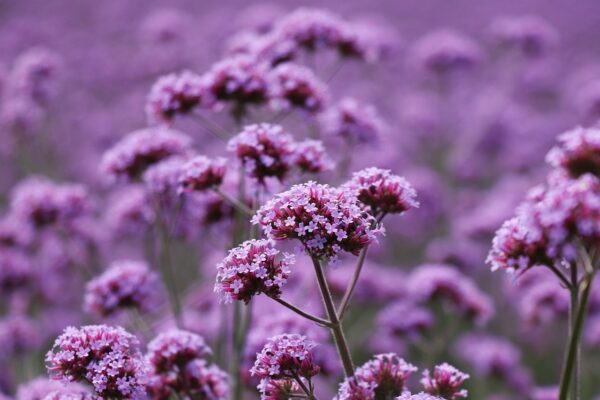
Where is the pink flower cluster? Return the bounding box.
[45,325,148,399]
[178,155,227,192]
[421,363,469,399]
[546,126,600,179]
[269,63,329,114]
[146,71,208,123]
[321,97,385,145]
[253,181,382,260]
[214,239,294,304]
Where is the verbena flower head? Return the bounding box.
[41,390,95,400]
[412,29,482,76]
[397,393,444,400]
[421,363,469,399]
[321,97,384,145]
[257,378,299,400]
[269,63,329,114]
[376,300,434,341]
[337,353,417,400]
[214,239,294,304]
[46,325,148,399]
[16,377,91,400]
[9,47,62,105]
[293,139,333,174]
[178,359,229,400]
[146,329,211,373]
[146,71,209,123]
[142,156,186,196]
[253,181,382,260]
[0,313,40,358]
[84,260,163,317]
[490,15,559,58]
[546,126,600,179]
[343,168,419,217]
[104,186,154,237]
[179,155,227,192]
[0,249,33,296]
[100,127,192,182]
[454,333,524,379]
[227,123,295,183]
[250,334,320,380]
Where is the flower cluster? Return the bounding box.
[269,63,329,114]
[336,353,417,400]
[146,70,208,123]
[321,97,385,145]
[421,363,469,399]
[546,126,600,179]
[178,155,227,192]
[227,123,296,183]
[100,127,192,181]
[293,139,333,174]
[250,333,320,380]
[490,15,558,58]
[343,167,419,217]
[253,181,382,260]
[146,329,228,400]
[84,260,163,317]
[45,325,148,399]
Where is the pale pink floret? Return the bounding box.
[179,155,227,192]
[421,363,469,399]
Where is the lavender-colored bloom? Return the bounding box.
[269,63,329,114]
[16,378,90,400]
[142,156,186,196]
[343,167,419,217]
[146,329,211,373]
[0,313,40,360]
[41,390,95,400]
[421,363,469,399]
[0,249,33,296]
[518,277,569,326]
[529,386,559,400]
[321,97,384,145]
[490,15,559,58]
[146,71,209,123]
[104,186,154,237]
[179,359,229,400]
[412,29,482,76]
[397,393,444,400]
[0,95,44,135]
[376,300,435,342]
[0,215,34,249]
[257,378,299,400]
[546,126,600,179]
[214,239,294,304]
[337,353,417,400]
[8,47,62,105]
[250,334,320,381]
[100,127,192,181]
[408,264,494,325]
[227,123,295,183]
[293,139,333,174]
[84,260,163,317]
[46,325,148,399]
[253,181,383,260]
[139,8,191,45]
[179,155,227,192]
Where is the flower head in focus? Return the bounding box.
[269,63,329,115]
[250,334,320,381]
[546,126,600,179]
[179,155,227,192]
[421,363,469,399]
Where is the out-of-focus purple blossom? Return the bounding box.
[375,300,434,342]
[421,363,469,399]
[321,97,385,145]
[411,29,483,76]
[146,329,211,373]
[293,139,333,174]
[100,127,192,182]
[142,156,186,196]
[546,126,600,179]
[0,215,33,250]
[16,378,90,400]
[408,264,494,325]
[8,47,62,106]
[490,15,559,58]
[397,393,444,400]
[146,71,210,124]
[84,260,163,317]
[0,313,40,360]
[336,353,417,400]
[227,123,295,184]
[343,167,419,217]
[269,63,329,115]
[139,8,192,45]
[46,325,148,399]
[253,181,382,260]
[215,239,293,304]
[0,249,33,297]
[250,334,320,381]
[179,155,227,192]
[104,186,154,237]
[0,95,44,135]
[518,277,569,327]
[41,390,95,400]
[529,385,559,400]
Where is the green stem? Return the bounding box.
[310,256,354,377]
[156,211,182,327]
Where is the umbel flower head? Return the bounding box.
[250,334,320,381]
[397,393,445,400]
[100,127,192,181]
[546,126,600,179]
[412,29,482,76]
[146,70,209,124]
[227,123,296,183]
[253,181,383,260]
[343,167,419,217]
[489,15,559,58]
[321,97,385,145]
[269,63,329,115]
[84,260,163,317]
[214,239,294,304]
[421,363,469,399]
[45,325,148,399]
[336,353,417,400]
[179,155,227,192]
[293,139,333,174]
[257,378,299,400]
[146,329,211,373]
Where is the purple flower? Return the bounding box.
[546,126,600,179]
[100,127,192,181]
[490,15,559,58]
[214,239,294,304]
[257,378,299,400]
[41,390,95,400]
[104,186,154,237]
[0,249,33,297]
[146,329,211,373]
[142,156,187,196]
[376,300,435,342]
[269,63,329,114]
[45,325,148,399]
[397,393,445,400]
[421,363,469,399]
[321,97,384,145]
[253,181,382,260]
[250,334,320,381]
[336,353,417,400]
[179,155,227,192]
[0,313,40,359]
[146,71,209,123]
[84,260,163,317]
[293,139,333,174]
[16,377,90,400]
[227,123,296,183]
[343,167,419,217]
[8,47,62,105]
